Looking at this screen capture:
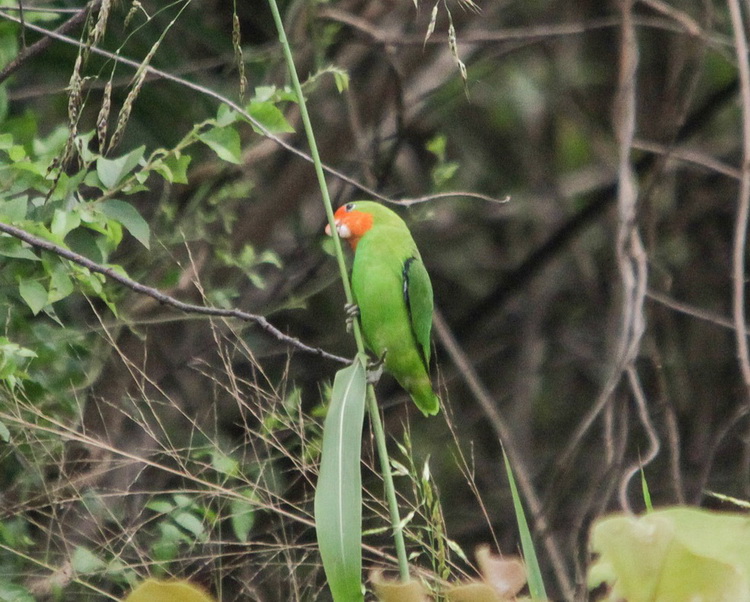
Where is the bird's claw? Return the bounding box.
[345,302,360,332]
[366,351,387,384]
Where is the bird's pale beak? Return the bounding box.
[325,219,351,239]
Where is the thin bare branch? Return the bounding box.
[317,8,729,48]
[728,0,750,397]
[0,221,349,365]
[398,192,510,207]
[639,0,702,37]
[728,0,750,496]
[632,137,742,180]
[614,0,653,513]
[647,289,737,331]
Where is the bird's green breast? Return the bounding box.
[346,211,439,416]
[351,225,428,378]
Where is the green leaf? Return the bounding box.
[154,153,191,184]
[0,196,28,222]
[172,493,193,508]
[314,358,367,602]
[198,126,242,164]
[0,87,8,124]
[99,199,150,249]
[96,145,146,189]
[252,85,297,104]
[0,237,38,261]
[18,279,47,315]
[47,262,74,304]
[211,451,239,477]
[152,537,178,562]
[0,420,9,443]
[8,145,25,161]
[216,103,239,127]
[641,466,653,512]
[71,546,106,575]
[152,522,186,562]
[503,447,547,600]
[173,512,204,538]
[50,208,81,239]
[0,581,35,602]
[331,68,350,93]
[230,490,257,543]
[253,86,277,102]
[33,124,69,158]
[247,101,294,134]
[0,336,36,382]
[589,507,750,601]
[146,499,174,514]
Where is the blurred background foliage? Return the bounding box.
[0,0,747,599]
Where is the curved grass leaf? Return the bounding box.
[503,447,547,600]
[315,358,367,602]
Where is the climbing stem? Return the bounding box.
[265,0,410,583]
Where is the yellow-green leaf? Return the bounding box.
[230,489,257,543]
[96,145,145,188]
[198,125,242,164]
[247,101,294,134]
[124,578,216,602]
[314,358,367,602]
[71,546,106,575]
[589,507,750,601]
[100,199,150,249]
[18,279,47,315]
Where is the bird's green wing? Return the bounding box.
[403,254,434,368]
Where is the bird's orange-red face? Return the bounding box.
[324,203,374,250]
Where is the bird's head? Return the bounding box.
[325,202,374,250]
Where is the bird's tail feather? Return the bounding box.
[410,384,440,417]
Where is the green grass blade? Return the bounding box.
[502,447,547,600]
[640,465,653,512]
[315,358,367,602]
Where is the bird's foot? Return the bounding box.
[366,351,387,384]
[345,302,360,332]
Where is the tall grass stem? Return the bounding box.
[265,0,410,583]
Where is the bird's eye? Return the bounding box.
[344,203,355,212]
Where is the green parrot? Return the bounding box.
[325,201,440,416]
